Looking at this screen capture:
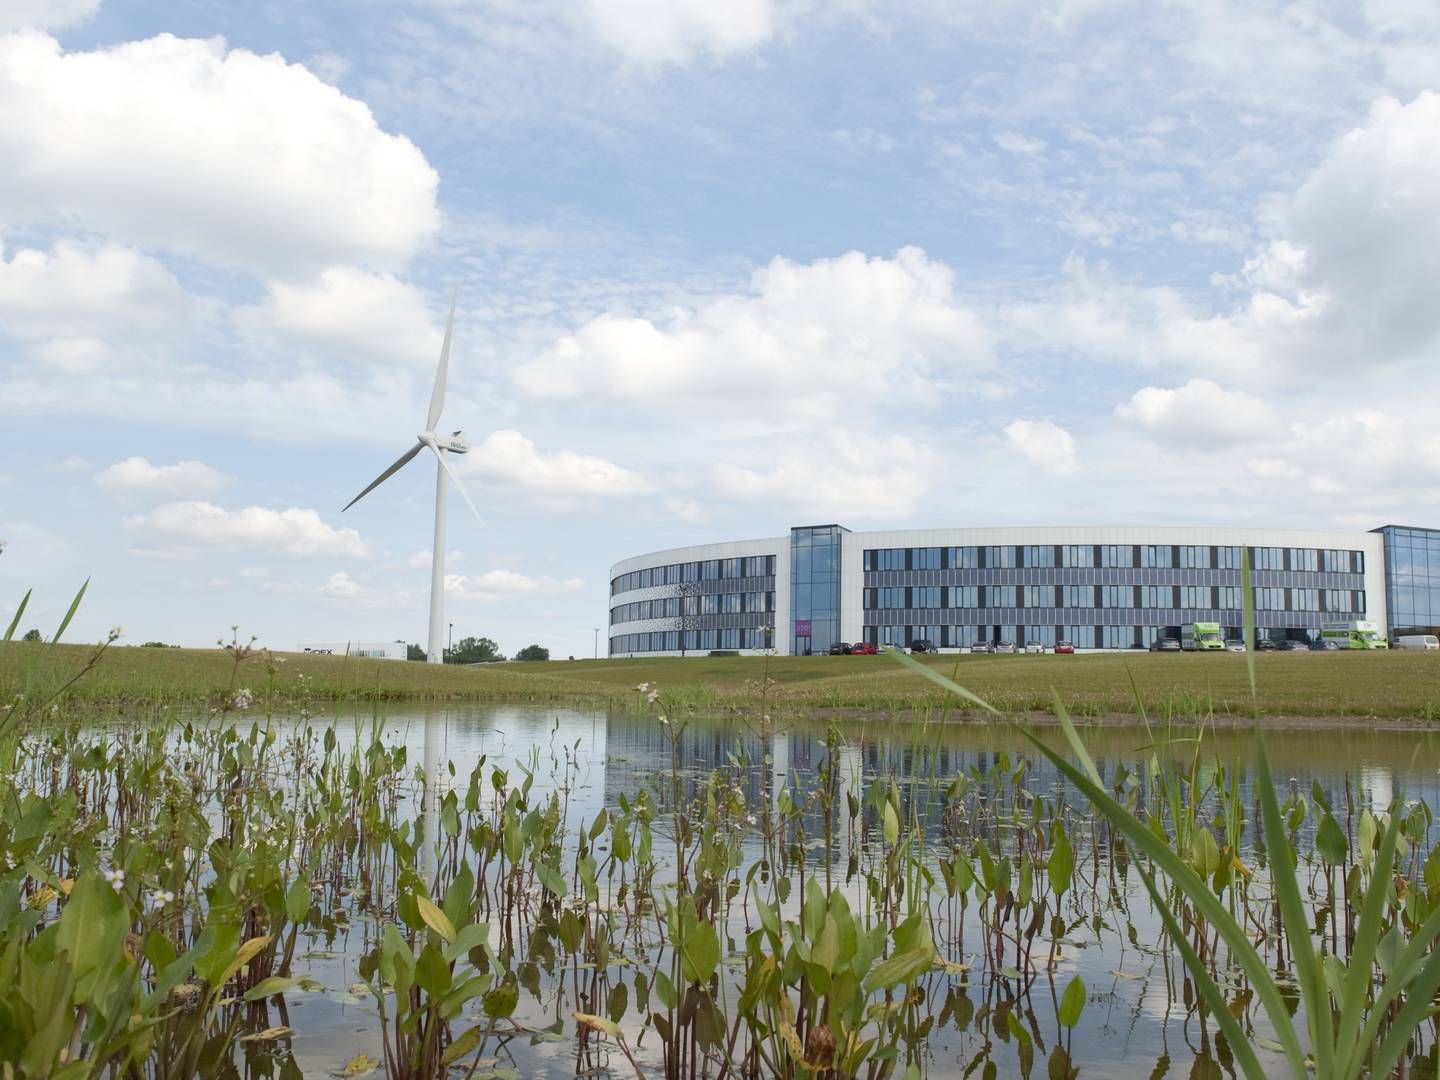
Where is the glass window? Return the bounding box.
[1102,625,1130,649]
[987,585,1016,607]
[1216,546,1243,570]
[913,586,941,608]
[1063,585,1094,608]
[1066,625,1097,649]
[1179,545,1209,569]
[1023,545,1055,568]
[1252,547,1284,571]
[1289,548,1318,572]
[1254,587,1285,610]
[912,547,941,570]
[1100,585,1130,608]
[1140,585,1172,608]
[1140,545,1172,568]
[1179,585,1210,608]
[1022,584,1054,607]
[948,546,979,569]
[1062,545,1094,568]
[988,545,1016,568]
[1292,588,1319,611]
[1101,545,1133,568]
[947,585,979,608]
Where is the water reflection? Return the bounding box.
[284,703,1439,1079]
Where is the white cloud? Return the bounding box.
[95,456,231,499]
[124,502,370,558]
[1115,379,1279,444]
[712,433,937,519]
[994,131,1045,154]
[1003,420,1078,474]
[665,497,709,524]
[30,337,112,373]
[232,267,442,364]
[515,247,988,418]
[584,0,775,63]
[0,33,439,277]
[462,429,652,497]
[321,571,363,598]
[445,569,584,601]
[0,0,98,33]
[0,240,186,339]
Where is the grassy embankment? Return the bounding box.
[3,640,1439,721]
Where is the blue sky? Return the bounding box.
[4,0,1440,657]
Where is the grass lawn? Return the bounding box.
[3,641,1439,721]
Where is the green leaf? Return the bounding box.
[441,1025,483,1066]
[883,802,899,846]
[483,975,518,1019]
[1057,976,1086,1028]
[243,975,306,1002]
[445,921,490,963]
[415,942,451,997]
[284,874,311,924]
[55,873,127,1004]
[50,578,89,644]
[1049,822,1073,898]
[680,920,720,985]
[537,863,568,898]
[3,588,30,642]
[1315,813,1348,866]
[415,894,457,944]
[863,915,935,993]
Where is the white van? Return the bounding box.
[1395,634,1439,650]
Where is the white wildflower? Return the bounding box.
[634,682,650,693]
[147,889,176,910]
[102,867,125,891]
[232,688,254,710]
[646,689,660,705]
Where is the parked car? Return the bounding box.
[910,639,935,654]
[1310,639,1341,651]
[969,642,993,654]
[1024,640,1044,654]
[1054,641,1075,654]
[993,640,1017,654]
[1225,639,1246,652]
[828,642,851,656]
[1150,638,1181,652]
[848,641,877,655]
[1276,639,1303,651]
[1255,638,1278,651]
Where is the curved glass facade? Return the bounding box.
[608,553,775,655]
[609,523,1397,655]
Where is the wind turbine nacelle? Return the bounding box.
[428,431,470,454]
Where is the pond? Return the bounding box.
[7,700,1439,1079]
[228,702,1440,1080]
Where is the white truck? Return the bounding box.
[1394,634,1439,650]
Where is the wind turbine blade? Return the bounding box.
[426,442,485,527]
[426,288,456,432]
[342,440,424,511]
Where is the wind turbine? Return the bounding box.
[342,291,483,663]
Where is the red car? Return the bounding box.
[1054,641,1075,654]
[848,642,878,655]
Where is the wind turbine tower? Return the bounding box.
[342,292,483,662]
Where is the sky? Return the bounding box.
[3,0,1440,658]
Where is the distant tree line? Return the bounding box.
[401,636,550,663]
